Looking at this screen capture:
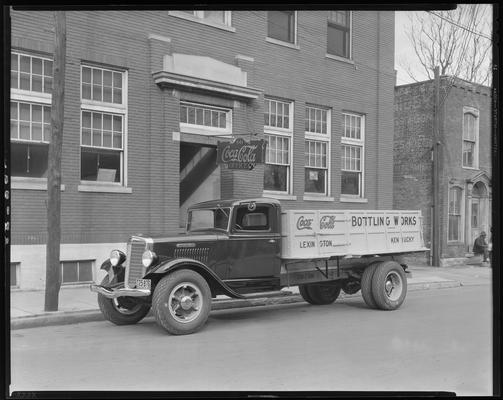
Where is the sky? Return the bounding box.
[394,5,493,86]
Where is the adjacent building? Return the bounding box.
[394,77,492,266]
[10,9,396,289]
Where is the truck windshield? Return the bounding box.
[187,208,230,232]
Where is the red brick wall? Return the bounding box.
[394,78,492,259]
[10,10,395,245]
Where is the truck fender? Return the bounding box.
[99,259,125,283]
[147,258,245,299]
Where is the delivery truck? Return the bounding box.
[91,197,428,335]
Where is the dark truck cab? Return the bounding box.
[91,197,426,335]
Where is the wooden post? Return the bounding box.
[432,66,441,267]
[45,11,66,311]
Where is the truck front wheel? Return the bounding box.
[97,277,151,325]
[371,261,407,310]
[152,269,211,335]
[299,283,341,305]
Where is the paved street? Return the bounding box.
[9,285,492,395]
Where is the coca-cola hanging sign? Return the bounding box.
[217,138,267,170]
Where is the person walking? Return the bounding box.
[473,231,489,263]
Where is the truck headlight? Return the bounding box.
[110,250,126,266]
[142,250,156,267]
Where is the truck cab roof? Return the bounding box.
[188,197,281,211]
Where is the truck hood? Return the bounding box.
[146,231,228,245]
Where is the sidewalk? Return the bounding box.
[10,263,492,330]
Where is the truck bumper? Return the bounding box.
[90,284,151,298]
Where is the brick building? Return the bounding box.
[394,77,492,266]
[9,9,395,289]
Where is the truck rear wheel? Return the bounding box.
[97,276,151,325]
[152,269,211,335]
[361,263,379,309]
[299,283,341,305]
[371,261,407,310]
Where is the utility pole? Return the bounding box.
[432,66,441,267]
[45,11,66,311]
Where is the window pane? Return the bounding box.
[32,58,42,75]
[113,88,122,104]
[20,55,30,73]
[82,67,92,83]
[328,24,348,57]
[78,261,93,282]
[11,143,48,178]
[81,149,99,180]
[268,11,295,43]
[113,72,122,89]
[202,10,225,24]
[103,114,112,131]
[305,168,326,194]
[62,262,79,283]
[10,263,18,287]
[341,171,360,195]
[264,163,288,191]
[20,72,30,90]
[81,148,121,182]
[82,83,92,100]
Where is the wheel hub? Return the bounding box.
[180,295,194,310]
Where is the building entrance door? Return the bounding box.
[179,142,220,228]
[470,181,489,248]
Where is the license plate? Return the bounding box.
[135,279,151,290]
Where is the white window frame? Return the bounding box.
[11,51,53,189]
[168,11,235,32]
[341,112,365,200]
[264,97,294,197]
[462,106,479,169]
[79,64,129,192]
[266,11,299,48]
[448,185,464,243]
[304,105,331,198]
[179,101,233,137]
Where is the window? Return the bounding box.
[264,98,293,194]
[11,52,53,93]
[462,109,479,168]
[179,102,232,135]
[267,11,297,44]
[11,263,20,288]
[180,10,231,26]
[305,105,331,196]
[81,65,126,184]
[305,140,328,194]
[327,11,351,58]
[264,98,292,130]
[11,52,53,179]
[234,205,271,231]
[61,260,94,284]
[341,113,364,197]
[305,106,328,135]
[471,202,479,228]
[188,208,230,231]
[448,187,463,241]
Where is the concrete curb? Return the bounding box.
[10,280,464,330]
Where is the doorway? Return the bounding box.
[179,142,220,228]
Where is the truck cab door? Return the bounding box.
[226,202,281,283]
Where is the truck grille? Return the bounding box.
[174,247,210,264]
[125,237,148,288]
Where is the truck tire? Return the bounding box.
[371,261,407,310]
[361,263,379,309]
[152,269,211,335]
[97,277,151,325]
[299,283,341,305]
